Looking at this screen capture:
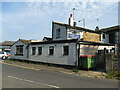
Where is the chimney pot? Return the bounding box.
[70,14,72,17]
[69,14,74,26]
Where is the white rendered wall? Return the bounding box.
[52,24,67,40]
[98,46,115,52]
[29,43,77,66]
[10,40,28,60]
[101,33,109,43]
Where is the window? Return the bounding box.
[32,47,36,55]
[103,34,105,39]
[63,46,69,55]
[56,28,60,38]
[49,46,54,55]
[38,47,42,55]
[16,45,23,55]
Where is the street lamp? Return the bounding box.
[78,19,85,28]
[73,8,75,20]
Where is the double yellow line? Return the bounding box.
[0,61,73,75]
[0,61,42,71]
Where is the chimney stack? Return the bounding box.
[69,14,74,26]
[95,26,99,31]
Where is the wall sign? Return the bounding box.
[68,33,80,39]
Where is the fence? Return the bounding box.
[96,53,118,73]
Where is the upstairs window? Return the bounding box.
[56,28,60,38]
[49,46,54,55]
[103,34,105,39]
[32,47,36,55]
[16,45,23,55]
[63,46,69,55]
[38,47,42,55]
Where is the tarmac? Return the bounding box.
[1,59,116,80]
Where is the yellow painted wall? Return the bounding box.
[83,32,100,42]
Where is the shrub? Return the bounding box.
[106,71,120,80]
[24,61,28,64]
[9,59,13,62]
[49,63,54,67]
[14,60,18,62]
[72,69,79,73]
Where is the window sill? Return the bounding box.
[63,54,69,56]
[38,54,42,55]
[56,37,60,39]
[15,54,23,56]
[49,54,54,55]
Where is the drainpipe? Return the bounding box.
[104,48,106,72]
[76,40,80,69]
[26,44,29,59]
[77,44,80,69]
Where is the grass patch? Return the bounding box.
[49,63,54,67]
[9,59,13,62]
[24,61,29,64]
[45,64,48,66]
[105,71,120,80]
[24,62,28,64]
[72,69,79,73]
[14,60,18,62]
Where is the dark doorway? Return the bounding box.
[109,32,115,44]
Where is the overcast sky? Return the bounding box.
[1,0,119,41]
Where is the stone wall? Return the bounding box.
[83,32,100,42]
[96,53,118,73]
[96,54,105,70]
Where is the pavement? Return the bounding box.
[1,59,119,88]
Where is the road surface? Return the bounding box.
[1,60,118,88]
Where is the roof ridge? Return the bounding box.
[52,21,96,32]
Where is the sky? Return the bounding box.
[1,0,119,42]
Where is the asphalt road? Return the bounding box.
[2,60,118,88]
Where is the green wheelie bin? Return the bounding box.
[80,55,96,70]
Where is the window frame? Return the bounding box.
[49,46,54,55]
[32,47,36,55]
[103,34,105,39]
[63,46,69,55]
[15,45,23,56]
[38,47,42,55]
[56,28,60,39]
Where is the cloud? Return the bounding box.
[2,1,118,41]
